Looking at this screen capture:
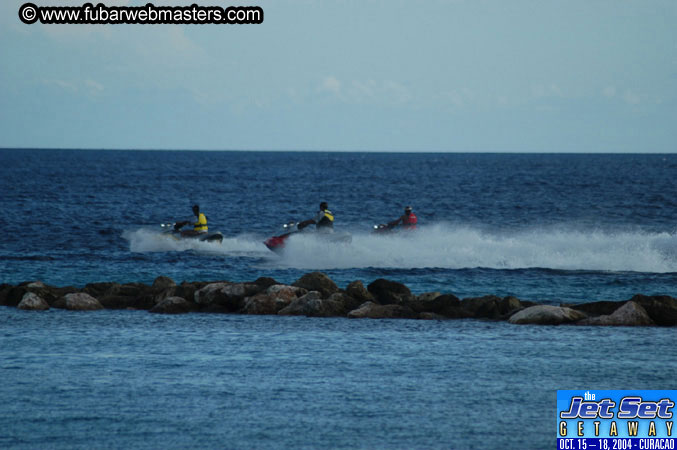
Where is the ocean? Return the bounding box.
[1,149,676,448]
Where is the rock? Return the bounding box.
[2,282,78,307]
[367,279,413,305]
[417,292,442,302]
[150,297,193,314]
[345,280,375,304]
[578,301,654,326]
[328,292,363,314]
[194,283,259,311]
[242,293,294,315]
[347,301,417,319]
[571,301,623,316]
[253,277,278,289]
[60,293,104,311]
[95,282,159,310]
[418,312,448,320]
[17,292,50,311]
[152,276,176,289]
[292,272,339,298]
[629,294,677,326]
[0,283,13,306]
[153,282,202,306]
[83,282,121,299]
[462,295,523,319]
[266,284,307,301]
[508,305,586,325]
[278,291,345,317]
[407,293,468,317]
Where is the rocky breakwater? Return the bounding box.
[1,273,676,327]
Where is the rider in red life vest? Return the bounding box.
[388,206,417,230]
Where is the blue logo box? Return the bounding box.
[557,390,676,449]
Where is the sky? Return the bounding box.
[1,0,676,152]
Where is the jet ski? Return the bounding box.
[373,223,396,234]
[160,223,223,243]
[264,221,352,254]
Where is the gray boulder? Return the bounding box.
[2,282,78,307]
[578,301,654,326]
[194,283,259,311]
[58,293,104,311]
[242,292,295,315]
[292,272,339,298]
[347,301,417,319]
[278,291,345,317]
[17,292,50,311]
[508,305,586,325]
[266,284,307,301]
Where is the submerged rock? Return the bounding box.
[17,292,50,311]
[578,301,654,326]
[508,305,585,325]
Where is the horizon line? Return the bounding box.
[1,147,675,155]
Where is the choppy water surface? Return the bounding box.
[1,309,675,449]
[1,150,675,302]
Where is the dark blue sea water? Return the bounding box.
[1,149,675,301]
[1,149,676,449]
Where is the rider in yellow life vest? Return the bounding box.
[193,207,208,232]
[174,204,208,236]
[298,202,334,233]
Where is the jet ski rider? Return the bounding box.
[298,202,334,233]
[174,204,208,237]
[388,205,417,230]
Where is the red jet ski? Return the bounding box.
[263,222,299,253]
[264,221,352,254]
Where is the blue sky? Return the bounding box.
[1,0,676,152]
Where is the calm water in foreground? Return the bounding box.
[1,309,675,449]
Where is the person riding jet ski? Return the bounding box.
[297,202,334,233]
[174,204,209,237]
[387,205,417,230]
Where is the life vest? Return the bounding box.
[317,209,334,229]
[193,213,208,232]
[402,212,417,229]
